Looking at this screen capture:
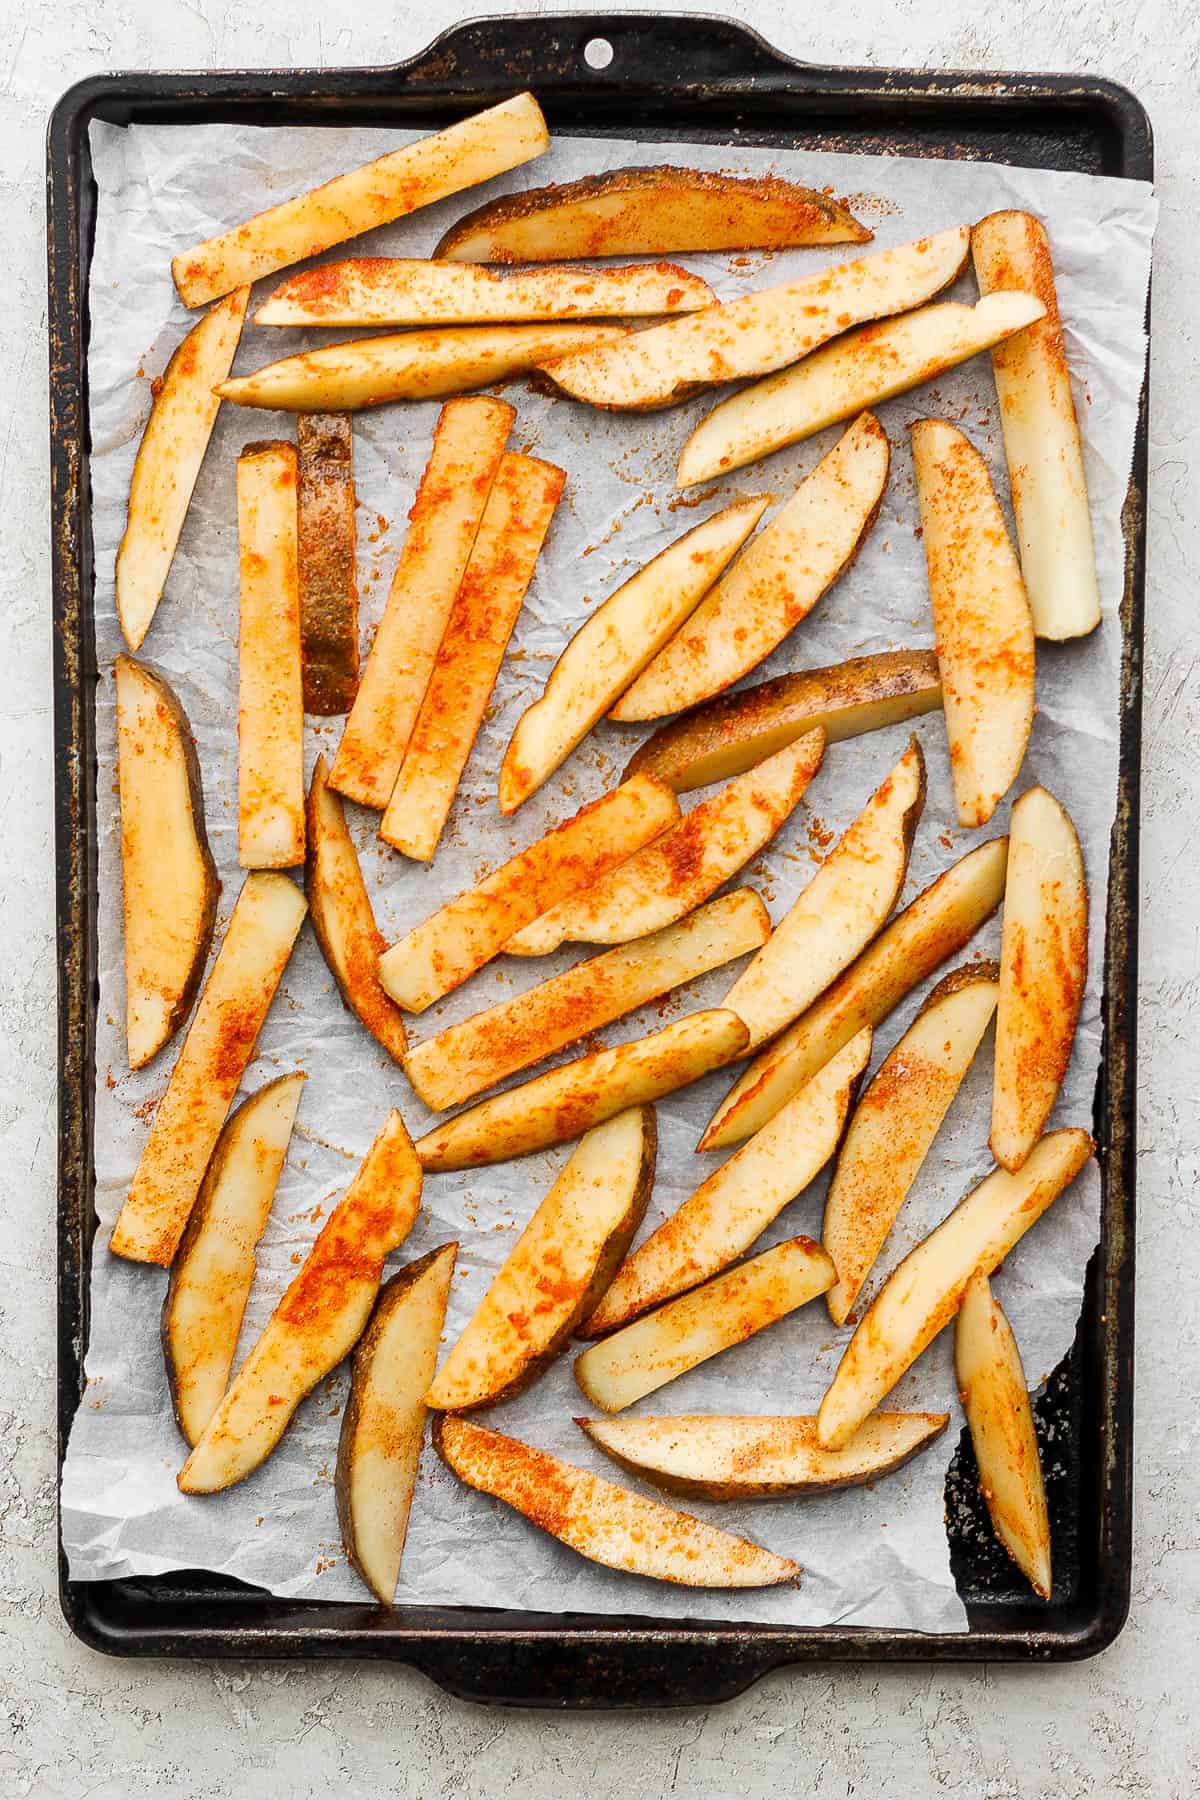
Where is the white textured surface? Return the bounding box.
[3,2,1197,1794]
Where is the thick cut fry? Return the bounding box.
[991,787,1088,1172]
[379,776,679,1011]
[678,291,1046,486]
[824,962,1000,1326]
[973,210,1101,641]
[703,837,1008,1151]
[237,441,305,869]
[405,890,769,1113]
[178,1111,422,1492]
[912,419,1036,828]
[434,1415,798,1588]
[380,453,565,861]
[297,413,358,713]
[535,227,970,411]
[427,1109,656,1411]
[110,872,308,1266]
[611,414,890,720]
[162,1073,305,1446]
[414,1010,748,1170]
[816,1128,1093,1450]
[498,496,769,811]
[115,286,249,650]
[434,165,871,261]
[330,397,513,810]
[173,94,550,307]
[506,731,824,956]
[114,656,219,1070]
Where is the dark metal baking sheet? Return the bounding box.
[47,11,1149,1706]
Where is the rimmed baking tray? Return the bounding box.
[48,11,1149,1706]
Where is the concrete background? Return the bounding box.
[2,1,1196,1794]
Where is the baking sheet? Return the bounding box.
[61,119,1155,1633]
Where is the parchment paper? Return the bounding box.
[61,117,1155,1633]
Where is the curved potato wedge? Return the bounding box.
[237,440,305,870]
[297,412,358,714]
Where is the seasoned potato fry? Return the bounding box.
[296,413,358,714]
[237,441,305,869]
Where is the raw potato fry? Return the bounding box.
[585,1028,870,1337]
[330,397,513,810]
[114,656,219,1071]
[115,286,249,651]
[414,1009,749,1171]
[110,872,308,1266]
[575,1236,835,1413]
[380,452,565,862]
[178,1110,423,1492]
[426,1108,656,1411]
[611,414,890,720]
[623,650,943,794]
[678,291,1046,486]
[816,1127,1093,1450]
[405,890,769,1113]
[256,257,714,326]
[973,210,1101,641]
[498,495,770,811]
[336,1244,457,1605]
[912,419,1036,828]
[506,731,825,956]
[296,413,358,714]
[823,962,1000,1326]
[173,93,550,306]
[433,165,872,261]
[703,837,1008,1151]
[535,227,970,411]
[955,1271,1052,1598]
[379,775,680,1012]
[237,441,305,869]
[434,1415,799,1589]
[991,786,1088,1172]
[304,755,408,1063]
[162,1073,305,1446]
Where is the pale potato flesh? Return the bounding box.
[237,441,305,869]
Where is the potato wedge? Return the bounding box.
[162,1073,305,1446]
[434,1415,798,1588]
[256,257,714,326]
[824,962,999,1326]
[991,786,1088,1172]
[379,775,679,1011]
[579,1411,948,1500]
[973,210,1101,641]
[623,649,943,794]
[703,836,1008,1151]
[415,1009,748,1171]
[505,730,824,956]
[173,93,549,306]
[114,655,219,1070]
[955,1271,1052,1597]
[336,1243,457,1605]
[912,419,1036,828]
[330,397,513,810]
[433,165,871,261]
[237,441,305,869]
[576,1236,834,1413]
[110,872,308,1266]
[297,413,358,714]
[405,890,769,1113]
[217,324,628,413]
[426,1108,656,1411]
[380,452,565,861]
[817,1127,1093,1450]
[497,495,770,811]
[115,286,249,651]
[720,737,926,1053]
[584,1028,870,1337]
[677,291,1046,486]
[535,227,970,411]
[611,414,890,720]
[304,755,407,1063]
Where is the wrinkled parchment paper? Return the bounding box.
[61,118,1154,1633]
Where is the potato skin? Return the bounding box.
[297,413,358,715]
